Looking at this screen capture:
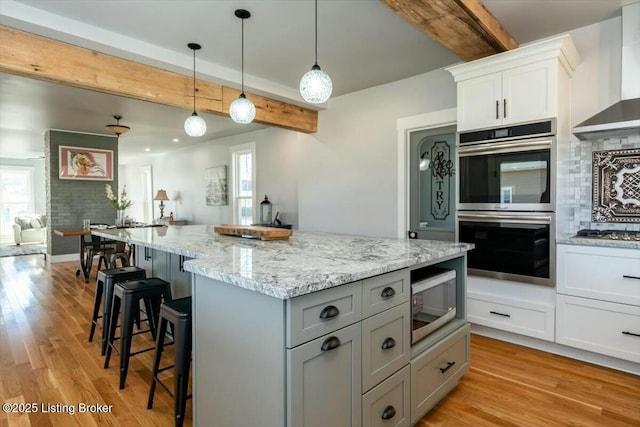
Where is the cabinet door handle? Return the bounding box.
[179,255,185,272]
[144,247,151,261]
[321,336,341,351]
[503,98,507,118]
[496,100,499,119]
[622,331,640,337]
[319,305,339,320]
[381,405,396,420]
[381,337,396,350]
[380,286,396,299]
[623,275,640,280]
[439,360,456,373]
[490,310,511,318]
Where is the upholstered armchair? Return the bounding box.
[13,214,47,245]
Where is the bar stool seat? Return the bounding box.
[89,266,146,355]
[148,297,192,427]
[104,278,172,389]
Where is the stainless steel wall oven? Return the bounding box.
[456,119,557,286]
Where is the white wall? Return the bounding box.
[118,17,626,239]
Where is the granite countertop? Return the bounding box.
[93,225,474,299]
[557,234,640,250]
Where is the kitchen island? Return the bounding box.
[93,225,474,426]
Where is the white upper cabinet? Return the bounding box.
[447,35,579,132]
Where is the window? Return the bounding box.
[230,142,256,225]
[0,166,35,237]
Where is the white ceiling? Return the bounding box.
[0,0,636,163]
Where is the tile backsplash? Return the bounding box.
[566,134,640,233]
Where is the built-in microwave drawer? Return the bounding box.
[286,281,362,348]
[362,365,410,427]
[362,269,410,318]
[362,302,410,392]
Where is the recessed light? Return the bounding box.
[145,148,151,152]
[173,138,179,143]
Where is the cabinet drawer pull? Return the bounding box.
[381,405,396,420]
[622,275,640,280]
[622,331,640,337]
[489,310,511,318]
[496,100,499,119]
[381,337,396,350]
[380,286,396,299]
[319,305,339,320]
[439,360,456,373]
[321,336,341,351]
[503,98,507,118]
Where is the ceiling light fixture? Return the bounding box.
[229,9,256,124]
[105,115,130,137]
[184,42,207,137]
[299,0,332,104]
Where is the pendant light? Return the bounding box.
[184,42,207,137]
[229,9,256,124]
[105,115,130,137]
[299,0,332,104]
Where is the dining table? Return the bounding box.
[54,227,94,282]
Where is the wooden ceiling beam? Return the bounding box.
[0,26,317,133]
[381,0,518,62]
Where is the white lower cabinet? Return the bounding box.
[411,324,470,424]
[467,291,555,341]
[556,294,640,363]
[362,365,410,427]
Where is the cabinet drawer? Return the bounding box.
[411,324,470,424]
[362,365,410,427]
[287,281,362,348]
[557,245,640,306]
[556,295,640,363]
[362,302,411,392]
[467,293,555,341]
[362,269,410,318]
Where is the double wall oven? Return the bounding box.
[456,120,556,286]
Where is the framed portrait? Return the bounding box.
[205,165,228,206]
[59,146,114,181]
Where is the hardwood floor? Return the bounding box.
[1,255,639,426]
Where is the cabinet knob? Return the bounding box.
[380,286,396,299]
[319,305,339,320]
[381,405,396,420]
[381,337,396,350]
[321,336,341,351]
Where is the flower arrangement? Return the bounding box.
[105,184,133,210]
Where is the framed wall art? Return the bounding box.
[59,146,114,181]
[205,165,228,206]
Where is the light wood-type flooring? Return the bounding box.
[1,255,639,426]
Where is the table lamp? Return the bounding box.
[154,189,170,218]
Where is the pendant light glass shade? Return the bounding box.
[300,64,333,104]
[230,9,255,124]
[185,42,207,137]
[300,0,332,104]
[230,94,256,124]
[184,112,207,137]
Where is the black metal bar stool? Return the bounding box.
[104,278,172,389]
[89,266,146,355]
[147,297,192,427]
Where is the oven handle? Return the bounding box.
[457,213,552,224]
[458,139,552,156]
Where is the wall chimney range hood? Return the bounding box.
[573,2,640,141]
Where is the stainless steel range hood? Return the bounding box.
[573,3,640,141]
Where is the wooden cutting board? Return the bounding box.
[214,224,292,240]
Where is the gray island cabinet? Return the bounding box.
[93,225,473,426]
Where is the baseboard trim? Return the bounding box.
[471,324,640,375]
[50,253,79,263]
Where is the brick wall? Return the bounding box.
[46,131,118,256]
